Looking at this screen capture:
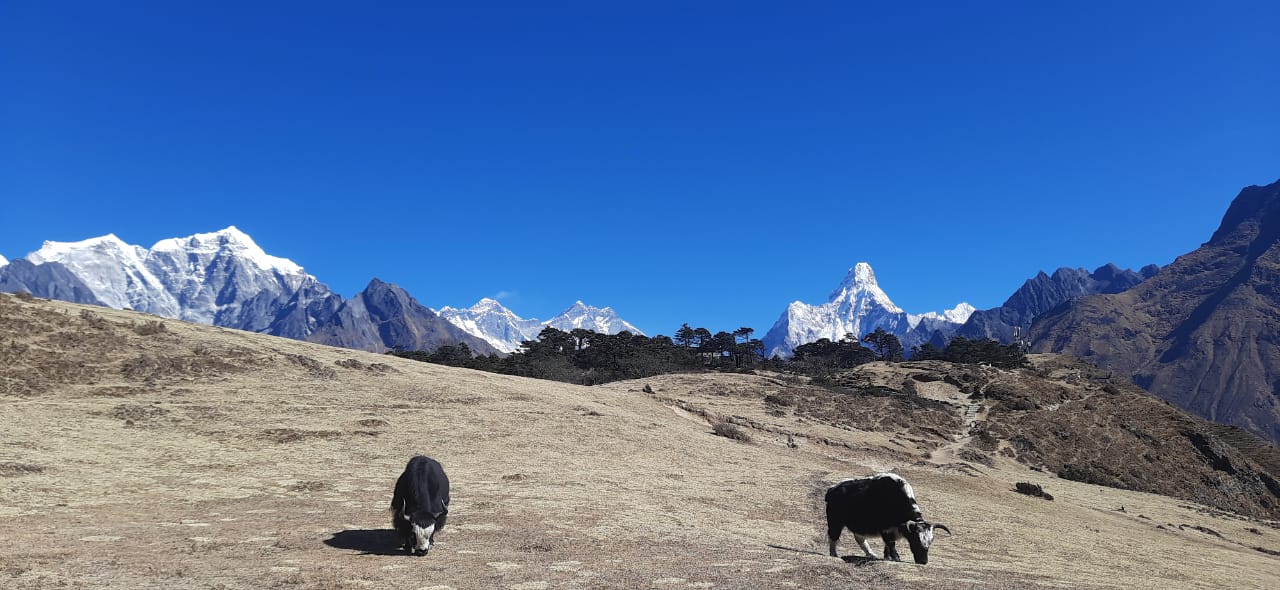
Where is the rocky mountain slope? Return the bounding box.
[1030,179,1280,444]
[956,264,1158,343]
[306,279,499,355]
[762,263,973,358]
[2,293,1276,589]
[0,259,104,305]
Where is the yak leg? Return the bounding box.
[826,521,844,557]
[880,532,901,561]
[853,535,877,558]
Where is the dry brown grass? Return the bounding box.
[0,294,1277,589]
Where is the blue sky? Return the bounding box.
[2,1,1278,336]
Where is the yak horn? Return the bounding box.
[932,523,952,536]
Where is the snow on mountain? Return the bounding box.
[761,262,971,359]
[146,226,312,324]
[440,298,645,353]
[544,301,644,336]
[438,298,543,353]
[0,254,8,268]
[27,233,180,316]
[908,302,977,330]
[21,227,315,325]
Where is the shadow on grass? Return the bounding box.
[766,544,880,567]
[323,529,404,556]
[766,543,827,557]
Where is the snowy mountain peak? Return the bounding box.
[546,301,642,335]
[14,227,315,324]
[908,302,977,328]
[150,226,305,275]
[28,233,144,265]
[439,298,645,353]
[25,233,173,314]
[0,254,7,268]
[437,298,540,353]
[762,262,972,358]
[829,262,902,313]
[472,297,508,310]
[944,302,976,323]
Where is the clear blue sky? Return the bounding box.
[2,1,1277,336]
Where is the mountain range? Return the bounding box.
[6,178,1280,444]
[439,298,644,353]
[954,263,1160,344]
[0,227,638,356]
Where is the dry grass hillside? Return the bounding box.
[1,293,1277,589]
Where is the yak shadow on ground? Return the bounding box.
[766,544,880,567]
[766,543,828,557]
[324,529,405,556]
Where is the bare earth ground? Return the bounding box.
[1,295,1277,589]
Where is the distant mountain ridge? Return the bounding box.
[1030,178,1280,444]
[0,227,652,357]
[761,262,974,358]
[0,227,531,355]
[955,263,1159,343]
[438,298,645,353]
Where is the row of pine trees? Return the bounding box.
[392,324,1026,387]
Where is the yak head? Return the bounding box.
[901,520,951,565]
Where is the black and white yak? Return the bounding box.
[825,473,951,564]
[391,455,450,556]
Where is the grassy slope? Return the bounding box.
[1,294,1276,589]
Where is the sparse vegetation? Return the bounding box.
[1015,482,1054,500]
[79,309,111,330]
[132,320,168,336]
[0,462,46,477]
[260,428,344,443]
[712,421,752,442]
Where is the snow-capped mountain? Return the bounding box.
[0,254,8,267]
[761,262,972,358]
[440,298,645,353]
[2,226,638,356]
[147,226,313,325]
[438,298,544,353]
[545,301,644,336]
[23,227,315,325]
[27,233,180,316]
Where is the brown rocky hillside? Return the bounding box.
[1031,179,1280,444]
[1,293,1278,589]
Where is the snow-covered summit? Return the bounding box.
[0,254,8,268]
[440,298,645,353]
[761,261,971,358]
[908,302,976,329]
[829,262,902,313]
[438,298,543,353]
[27,233,177,315]
[19,227,312,324]
[150,226,305,275]
[545,301,644,336]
